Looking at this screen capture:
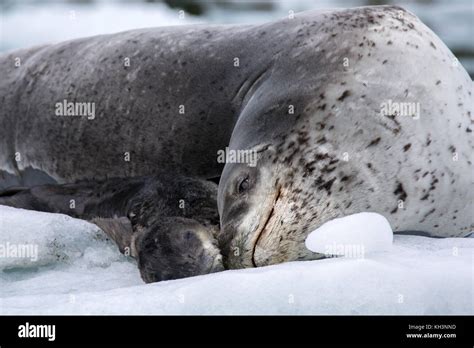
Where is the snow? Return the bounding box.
[0,205,118,270]
[0,205,472,314]
[0,2,201,53]
[1,0,472,66]
[305,212,393,257]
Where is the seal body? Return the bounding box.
[0,22,271,181]
[0,6,471,269]
[0,174,223,282]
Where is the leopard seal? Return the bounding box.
[215,6,472,268]
[0,174,223,282]
[0,6,471,270]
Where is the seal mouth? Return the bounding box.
[251,183,282,267]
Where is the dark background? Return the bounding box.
[1,0,473,77]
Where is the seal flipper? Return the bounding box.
[0,186,29,197]
[91,217,135,256]
[0,186,45,211]
[0,183,97,216]
[0,179,136,218]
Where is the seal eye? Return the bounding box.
[184,230,194,241]
[237,176,250,194]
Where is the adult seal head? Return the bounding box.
[217,6,473,268]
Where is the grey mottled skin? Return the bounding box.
[0,175,223,283]
[0,23,262,180]
[216,6,473,268]
[0,6,472,270]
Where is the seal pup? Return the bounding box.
[0,174,224,282]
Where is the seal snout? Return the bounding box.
[208,253,225,273]
[134,217,225,283]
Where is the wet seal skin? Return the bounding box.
[0,6,472,270]
[0,174,223,283]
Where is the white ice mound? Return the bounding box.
[305,212,393,257]
[0,205,118,270]
[0,206,472,315]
